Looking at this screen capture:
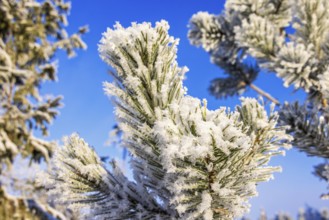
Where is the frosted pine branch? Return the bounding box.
[155,97,291,219]
[189,12,260,99]
[234,14,285,62]
[189,12,231,54]
[41,134,169,219]
[44,21,292,219]
[279,102,329,158]
[208,60,259,99]
[314,163,329,200]
[225,0,292,27]
[293,0,329,57]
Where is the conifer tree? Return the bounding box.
[188,0,329,199]
[42,20,292,219]
[0,0,86,218]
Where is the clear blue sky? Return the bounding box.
[42,0,328,218]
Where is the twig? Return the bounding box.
[250,83,280,105]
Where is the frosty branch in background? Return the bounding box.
[0,0,87,168]
[188,0,329,198]
[43,20,292,220]
[0,0,86,219]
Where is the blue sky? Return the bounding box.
[42,0,328,218]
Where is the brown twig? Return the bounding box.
[249,83,280,105]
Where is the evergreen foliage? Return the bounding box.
[43,21,292,219]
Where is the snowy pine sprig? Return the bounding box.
[314,163,329,200]
[188,11,259,99]
[279,102,329,158]
[154,97,291,219]
[100,22,187,208]
[278,101,329,199]
[44,21,292,219]
[40,134,169,219]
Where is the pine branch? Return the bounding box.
[293,0,329,57]
[279,102,329,158]
[99,21,189,209]
[314,163,329,200]
[208,57,259,99]
[42,134,170,219]
[44,21,292,219]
